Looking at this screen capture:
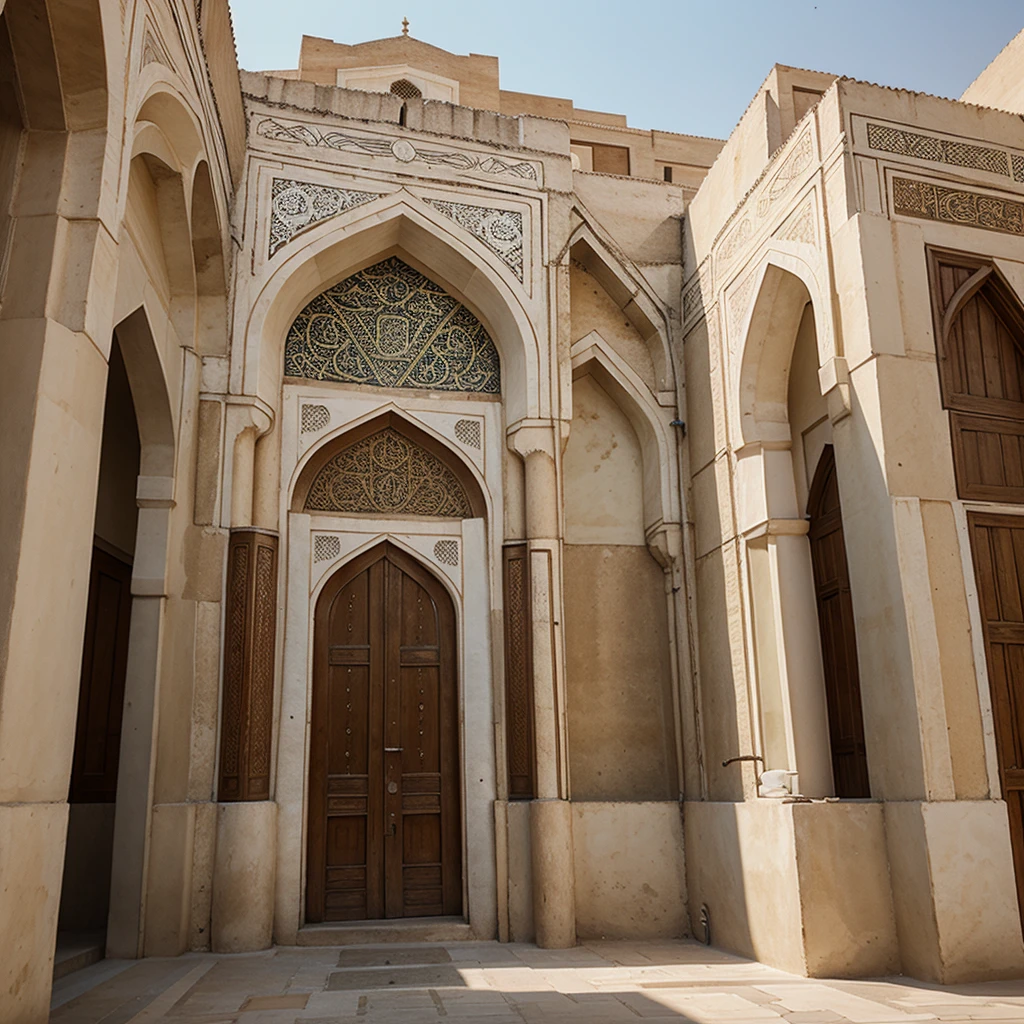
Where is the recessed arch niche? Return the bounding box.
[291,412,487,518]
[284,255,501,394]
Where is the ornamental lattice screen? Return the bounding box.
[284,256,501,394]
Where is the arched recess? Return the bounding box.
[291,410,488,519]
[562,331,681,801]
[190,160,228,356]
[570,330,680,537]
[124,149,197,349]
[238,194,543,425]
[133,84,205,174]
[735,256,838,799]
[736,251,836,448]
[567,218,675,393]
[66,305,179,960]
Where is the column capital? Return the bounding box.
[507,420,557,460]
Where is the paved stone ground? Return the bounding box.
[50,940,1024,1024]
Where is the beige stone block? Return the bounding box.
[685,800,805,973]
[694,542,754,801]
[506,799,534,943]
[531,799,575,949]
[886,799,1024,983]
[0,802,68,1024]
[143,802,196,957]
[573,802,687,940]
[1,215,60,321]
[182,526,227,602]
[682,319,721,473]
[876,355,956,502]
[0,318,106,804]
[57,217,118,346]
[692,456,732,559]
[212,800,276,952]
[11,130,66,217]
[189,800,217,950]
[792,801,899,977]
[152,597,198,805]
[919,501,989,800]
[188,601,222,802]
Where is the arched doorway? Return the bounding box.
[306,542,462,923]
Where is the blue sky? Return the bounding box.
[229,1,1023,140]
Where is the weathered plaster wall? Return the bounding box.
[563,374,677,800]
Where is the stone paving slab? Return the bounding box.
[49,939,1024,1024]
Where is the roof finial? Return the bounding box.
[401,17,410,36]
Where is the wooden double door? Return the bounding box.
[306,543,462,922]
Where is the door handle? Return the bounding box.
[385,747,403,753]
[386,822,396,838]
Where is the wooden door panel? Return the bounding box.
[968,512,1024,926]
[71,546,133,804]
[808,447,871,799]
[308,544,461,924]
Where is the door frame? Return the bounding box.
[275,514,499,941]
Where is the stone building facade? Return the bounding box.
[4,5,1024,1021]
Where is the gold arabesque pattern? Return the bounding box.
[305,427,473,517]
[284,256,501,393]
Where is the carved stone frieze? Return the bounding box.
[717,128,815,269]
[285,256,501,394]
[305,427,473,517]
[867,121,1024,183]
[270,179,383,256]
[775,196,817,246]
[893,176,1024,237]
[255,117,539,181]
[757,129,814,217]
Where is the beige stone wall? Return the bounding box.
[680,60,1024,982]
[962,29,1024,113]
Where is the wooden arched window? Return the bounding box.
[808,445,871,798]
[929,248,1024,501]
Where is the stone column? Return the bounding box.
[0,152,119,1014]
[211,401,278,952]
[510,424,576,949]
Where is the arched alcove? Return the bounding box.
[568,224,675,393]
[190,160,229,356]
[562,343,680,801]
[738,259,837,798]
[239,196,543,424]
